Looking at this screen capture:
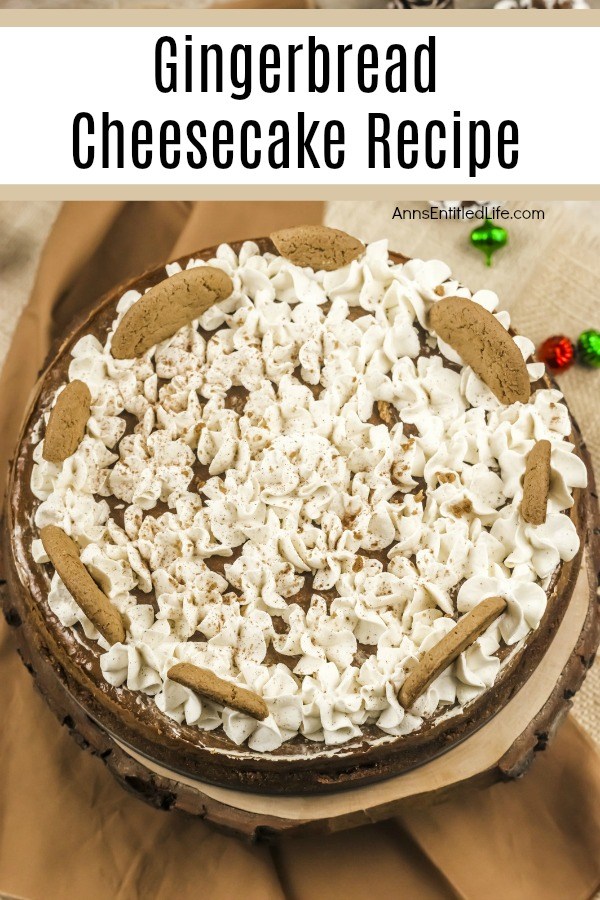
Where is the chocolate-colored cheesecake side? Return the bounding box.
[2,240,591,795]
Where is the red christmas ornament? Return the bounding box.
[537,335,576,373]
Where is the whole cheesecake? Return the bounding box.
[3,228,591,795]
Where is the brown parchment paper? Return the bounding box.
[0,200,599,900]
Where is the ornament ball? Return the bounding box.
[537,335,576,373]
[470,219,508,266]
[577,329,600,368]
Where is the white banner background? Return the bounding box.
[0,26,597,185]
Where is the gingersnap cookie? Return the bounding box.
[399,596,508,709]
[168,663,269,721]
[42,380,91,464]
[521,439,552,525]
[429,297,530,405]
[270,225,365,272]
[40,525,125,645]
[111,266,234,359]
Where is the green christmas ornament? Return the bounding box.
[577,329,600,368]
[470,219,508,266]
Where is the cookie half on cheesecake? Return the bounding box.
[4,227,590,794]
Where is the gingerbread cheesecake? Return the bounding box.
[3,227,591,794]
